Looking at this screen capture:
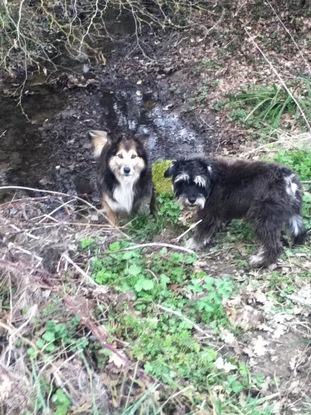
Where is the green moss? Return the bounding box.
[152,160,173,195]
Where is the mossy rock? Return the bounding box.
[152,160,173,195]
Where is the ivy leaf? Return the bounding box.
[36,339,45,349]
[134,278,154,292]
[127,264,143,277]
[108,242,121,251]
[42,331,55,342]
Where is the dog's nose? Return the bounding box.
[123,166,131,175]
[188,197,196,205]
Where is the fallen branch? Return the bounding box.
[173,219,202,243]
[121,242,196,255]
[0,185,129,238]
[61,253,100,286]
[63,296,131,367]
[156,304,213,338]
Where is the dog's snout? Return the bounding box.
[188,197,197,205]
[123,166,131,175]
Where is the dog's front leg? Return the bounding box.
[186,216,219,250]
[101,198,118,226]
[136,195,153,216]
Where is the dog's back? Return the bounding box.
[205,158,305,241]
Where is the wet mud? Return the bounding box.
[0,75,217,204]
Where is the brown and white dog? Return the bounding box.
[165,158,307,268]
[89,130,153,225]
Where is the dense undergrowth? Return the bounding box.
[0,145,310,414]
[0,0,207,75]
[29,159,310,413]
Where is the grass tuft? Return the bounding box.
[227,79,311,132]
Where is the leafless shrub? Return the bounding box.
[0,0,210,76]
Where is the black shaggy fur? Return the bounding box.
[165,158,307,267]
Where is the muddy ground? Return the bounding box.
[0,1,311,414]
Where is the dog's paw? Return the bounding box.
[249,250,269,268]
[202,237,211,247]
[185,238,201,250]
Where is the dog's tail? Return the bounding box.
[88,130,109,158]
[288,214,307,245]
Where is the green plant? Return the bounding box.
[28,317,88,358]
[274,149,311,181]
[92,243,196,300]
[187,275,234,328]
[121,388,160,415]
[91,244,261,407]
[224,220,255,243]
[228,80,311,131]
[127,194,182,240]
[200,58,221,69]
[80,237,96,251]
[156,194,181,225]
[52,389,71,415]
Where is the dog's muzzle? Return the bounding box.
[123,166,131,176]
[188,197,197,205]
[178,195,206,210]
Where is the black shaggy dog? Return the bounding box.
[165,158,307,267]
[89,130,153,225]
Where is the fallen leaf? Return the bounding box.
[109,350,128,368]
[244,335,270,358]
[215,356,237,373]
[252,335,269,357]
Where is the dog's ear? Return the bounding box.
[164,161,177,178]
[88,130,110,158]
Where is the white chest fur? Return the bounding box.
[110,177,136,213]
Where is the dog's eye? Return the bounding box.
[117,153,123,159]
[131,154,137,159]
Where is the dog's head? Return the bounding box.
[164,159,213,209]
[89,130,148,180]
[106,135,147,181]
